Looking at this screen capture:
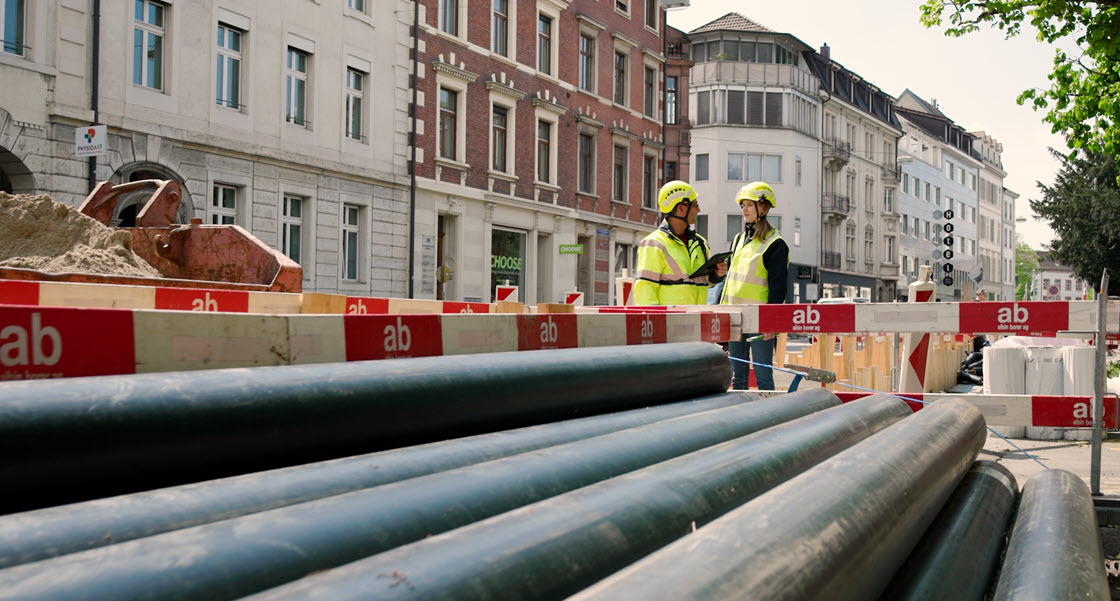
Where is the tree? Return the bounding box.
[920,1,1120,161]
[1031,147,1120,294]
[1014,234,1040,299]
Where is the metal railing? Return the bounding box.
[881,162,901,180]
[821,251,841,269]
[823,138,851,162]
[822,193,850,216]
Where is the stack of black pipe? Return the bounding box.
[0,342,1108,600]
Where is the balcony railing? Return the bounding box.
[822,193,850,216]
[823,138,851,162]
[689,62,819,97]
[822,251,841,269]
[880,162,901,181]
[666,42,687,60]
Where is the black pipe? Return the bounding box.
[0,389,838,601]
[567,397,986,601]
[877,460,1018,601]
[0,342,729,513]
[990,469,1109,600]
[0,390,756,568]
[86,0,101,192]
[244,394,911,601]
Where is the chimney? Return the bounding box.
[820,43,830,61]
[931,98,939,110]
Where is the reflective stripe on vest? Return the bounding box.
[721,231,785,305]
[634,227,711,305]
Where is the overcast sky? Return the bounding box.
[667,1,1069,251]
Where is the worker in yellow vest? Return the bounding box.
[721,181,789,390]
[634,180,726,305]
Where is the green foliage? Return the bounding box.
[920,1,1120,162]
[1109,360,1120,379]
[1014,234,1040,299]
[1031,147,1120,295]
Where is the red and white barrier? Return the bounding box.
[832,391,1120,429]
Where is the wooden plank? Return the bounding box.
[132,311,289,373]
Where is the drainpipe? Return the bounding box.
[818,88,830,301]
[407,0,419,298]
[87,0,101,193]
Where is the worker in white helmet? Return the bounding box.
[721,181,789,390]
[634,180,726,305]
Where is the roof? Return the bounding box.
[689,12,772,34]
[896,89,948,119]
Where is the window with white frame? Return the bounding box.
[727,214,742,243]
[864,228,873,263]
[695,153,709,181]
[665,76,677,124]
[642,153,657,210]
[285,48,309,126]
[902,173,909,195]
[441,0,458,36]
[578,33,595,92]
[884,188,894,213]
[492,104,509,172]
[613,51,627,105]
[644,0,656,29]
[643,66,656,118]
[439,87,458,160]
[345,67,365,141]
[795,156,802,186]
[280,195,304,264]
[537,14,552,74]
[1,0,24,56]
[216,23,242,109]
[133,0,166,90]
[613,145,628,203]
[727,153,782,182]
[884,235,896,263]
[578,132,595,194]
[536,119,552,183]
[210,184,237,224]
[616,0,629,17]
[793,217,801,246]
[347,0,366,12]
[341,204,362,281]
[492,0,508,56]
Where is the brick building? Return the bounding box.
[412,0,670,304]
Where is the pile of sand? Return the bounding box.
[0,192,163,278]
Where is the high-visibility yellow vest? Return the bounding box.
[633,224,712,306]
[721,230,787,305]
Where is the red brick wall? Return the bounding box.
[415,0,665,226]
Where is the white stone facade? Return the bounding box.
[0,0,413,295]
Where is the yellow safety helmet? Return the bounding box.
[736,181,776,207]
[657,180,697,214]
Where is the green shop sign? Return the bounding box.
[559,244,583,255]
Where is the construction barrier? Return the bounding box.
[0,343,730,513]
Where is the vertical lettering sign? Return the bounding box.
[0,306,136,379]
[345,296,390,314]
[154,287,250,312]
[625,313,667,345]
[517,315,578,350]
[344,314,442,360]
[759,304,856,334]
[959,301,1068,334]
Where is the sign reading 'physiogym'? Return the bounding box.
[958,301,1069,334]
[759,304,856,333]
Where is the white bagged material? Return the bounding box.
[984,346,1027,437]
[1026,347,1065,440]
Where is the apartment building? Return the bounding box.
[684,13,820,303]
[1000,186,1018,300]
[971,130,1010,301]
[804,45,902,302]
[413,0,669,304]
[894,90,981,302]
[0,0,414,296]
[1031,251,1090,301]
[663,24,692,185]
